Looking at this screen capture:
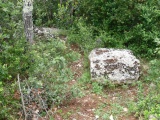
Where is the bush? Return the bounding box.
[0,1,29,118]
[33,0,59,26]
[74,0,160,57]
[33,0,160,57]
[128,59,160,119]
[17,38,77,118]
[33,0,74,28]
[67,19,95,52]
[0,0,28,81]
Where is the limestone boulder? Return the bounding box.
[89,48,140,84]
[34,27,67,41]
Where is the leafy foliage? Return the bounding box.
[28,39,74,105]
[68,19,96,51]
[128,59,160,119]
[0,1,27,81]
[1,0,160,119]
[0,1,29,119]
[75,0,160,57]
[33,0,59,26]
[33,0,160,57]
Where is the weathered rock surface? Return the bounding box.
[89,48,140,84]
[34,27,67,41]
[34,27,60,36]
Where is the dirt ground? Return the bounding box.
[51,44,139,120]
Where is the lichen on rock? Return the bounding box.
[89,48,140,84]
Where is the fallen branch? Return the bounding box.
[17,74,27,120]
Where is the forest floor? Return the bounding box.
[16,28,153,120]
[51,43,140,120]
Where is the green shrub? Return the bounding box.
[33,0,74,28]
[0,1,29,119]
[26,39,74,107]
[75,0,160,57]
[128,59,160,119]
[146,59,160,83]
[92,82,103,95]
[33,0,58,26]
[65,51,81,63]
[67,19,95,52]
[134,94,160,119]
[0,40,30,81]
[0,0,28,81]
[33,0,160,57]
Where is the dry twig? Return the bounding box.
[17,74,27,120]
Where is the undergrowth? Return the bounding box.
[19,38,82,119]
[128,59,160,119]
[1,0,160,119]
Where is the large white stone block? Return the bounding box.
[89,48,140,84]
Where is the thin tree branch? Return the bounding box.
[17,74,27,120]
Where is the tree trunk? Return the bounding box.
[23,0,34,44]
[60,0,62,7]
